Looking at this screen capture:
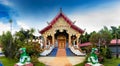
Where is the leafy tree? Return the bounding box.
[79,32,90,43]
[111,26,120,39]
[89,26,112,58]
[0,28,42,65]
[0,31,16,58]
[89,32,101,46]
[14,28,42,64]
[99,26,112,46]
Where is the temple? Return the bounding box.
[39,9,85,56]
[39,9,84,49]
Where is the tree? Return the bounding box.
[99,26,112,46]
[0,31,16,58]
[0,28,42,62]
[89,32,101,47]
[79,32,90,43]
[110,26,120,39]
[14,28,42,63]
[89,26,112,58]
[15,28,35,42]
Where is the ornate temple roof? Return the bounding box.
[39,10,84,34]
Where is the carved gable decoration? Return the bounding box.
[53,17,69,28]
[39,12,84,34]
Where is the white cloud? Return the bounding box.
[0,20,40,36]
[17,21,30,30]
[0,22,21,35]
[69,2,120,34]
[0,22,10,35]
[0,0,13,6]
[16,20,42,36]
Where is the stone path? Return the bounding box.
[38,57,85,66]
[48,49,72,66]
[38,48,85,66]
[56,49,66,57]
[48,57,72,66]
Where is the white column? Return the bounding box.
[76,34,80,48]
[69,34,71,47]
[52,34,55,45]
[43,35,47,49]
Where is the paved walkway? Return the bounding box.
[48,49,72,66]
[39,48,85,66]
[56,49,66,57]
[38,56,85,66]
[48,57,72,66]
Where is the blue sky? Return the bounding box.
[0,0,120,36]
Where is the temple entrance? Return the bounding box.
[55,30,68,49]
[58,37,66,49]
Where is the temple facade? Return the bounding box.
[39,10,84,49]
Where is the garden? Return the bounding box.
[0,26,120,66]
[0,28,45,66]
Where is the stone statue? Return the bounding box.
[16,48,31,66]
[86,48,104,66]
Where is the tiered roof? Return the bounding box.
[39,11,84,34]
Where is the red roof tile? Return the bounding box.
[79,39,120,47]
[79,42,91,47]
[110,39,120,45]
[39,12,84,34]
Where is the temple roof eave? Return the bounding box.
[39,12,84,34]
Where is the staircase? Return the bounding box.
[66,48,75,56]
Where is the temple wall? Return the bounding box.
[41,17,81,47]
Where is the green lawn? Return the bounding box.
[75,62,84,66]
[0,56,16,66]
[0,56,45,66]
[75,57,120,66]
[103,58,120,66]
[1,56,120,66]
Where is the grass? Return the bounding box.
[0,56,45,66]
[0,56,16,66]
[75,57,120,66]
[75,62,84,66]
[1,56,120,66]
[35,62,45,66]
[103,57,120,66]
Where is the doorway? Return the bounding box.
[58,38,66,49]
[54,30,68,48]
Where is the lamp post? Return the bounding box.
[9,19,12,46]
[98,38,101,53]
[9,19,12,57]
[116,30,119,58]
[9,19,12,34]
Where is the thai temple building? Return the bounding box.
[39,9,85,56]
